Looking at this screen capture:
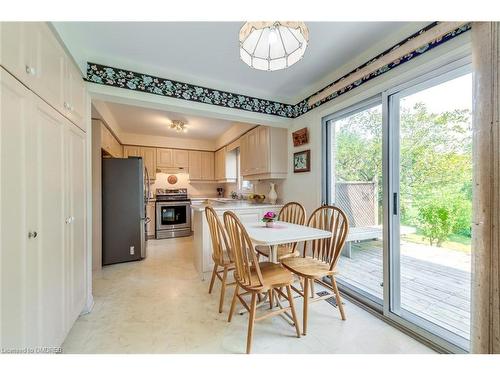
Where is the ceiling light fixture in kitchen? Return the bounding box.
[170,120,187,133]
[239,21,309,71]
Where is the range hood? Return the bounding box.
[156,166,188,174]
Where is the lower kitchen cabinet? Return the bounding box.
[146,202,156,239]
[0,68,87,349]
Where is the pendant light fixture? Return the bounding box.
[239,21,309,71]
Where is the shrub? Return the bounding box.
[417,194,472,246]
[418,201,454,246]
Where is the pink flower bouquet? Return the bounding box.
[262,211,277,227]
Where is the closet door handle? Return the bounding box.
[28,231,38,239]
[25,65,35,75]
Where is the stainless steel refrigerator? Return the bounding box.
[102,157,148,265]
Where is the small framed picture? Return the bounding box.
[292,127,309,147]
[293,150,310,173]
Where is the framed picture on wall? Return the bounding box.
[292,127,309,146]
[293,150,310,173]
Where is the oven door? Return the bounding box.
[156,201,191,230]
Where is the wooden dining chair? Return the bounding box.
[281,205,349,335]
[223,211,301,354]
[255,202,306,261]
[205,206,235,313]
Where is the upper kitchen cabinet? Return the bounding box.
[0,22,87,132]
[124,146,157,182]
[156,148,173,168]
[174,149,189,168]
[189,151,214,181]
[100,123,122,158]
[157,148,188,171]
[240,126,287,180]
[141,147,157,181]
[201,151,215,181]
[214,147,236,183]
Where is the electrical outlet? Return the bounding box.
[130,246,135,255]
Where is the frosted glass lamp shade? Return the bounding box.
[239,21,309,71]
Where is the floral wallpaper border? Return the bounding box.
[85,22,471,119]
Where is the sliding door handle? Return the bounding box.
[393,192,398,215]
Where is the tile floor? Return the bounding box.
[62,237,435,354]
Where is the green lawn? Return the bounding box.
[402,231,471,253]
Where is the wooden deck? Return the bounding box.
[337,240,471,340]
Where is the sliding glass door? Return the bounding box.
[388,69,472,350]
[323,61,472,352]
[324,98,384,306]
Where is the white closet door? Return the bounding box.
[0,68,32,349]
[32,96,66,347]
[64,124,86,328]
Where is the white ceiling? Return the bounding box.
[53,22,417,103]
[93,101,245,139]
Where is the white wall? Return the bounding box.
[282,32,472,216]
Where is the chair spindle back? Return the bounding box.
[223,211,264,289]
[205,206,232,264]
[305,205,349,271]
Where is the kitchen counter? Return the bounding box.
[191,201,283,279]
[191,199,283,212]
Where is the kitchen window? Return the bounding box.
[236,148,254,193]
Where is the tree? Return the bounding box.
[334,101,472,246]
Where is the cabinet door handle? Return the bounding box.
[25,65,35,75]
[28,231,38,238]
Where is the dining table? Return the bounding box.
[237,220,332,321]
[243,220,332,264]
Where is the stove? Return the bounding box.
[155,188,192,239]
[155,188,189,202]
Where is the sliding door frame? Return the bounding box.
[322,95,384,311]
[384,58,472,353]
[322,55,472,353]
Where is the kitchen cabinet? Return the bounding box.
[201,151,215,180]
[156,148,188,170]
[0,68,86,349]
[156,148,173,168]
[174,149,189,168]
[0,22,86,132]
[141,147,157,181]
[240,126,287,180]
[188,150,202,179]
[124,145,156,181]
[189,150,214,181]
[123,145,141,157]
[100,123,122,158]
[214,147,236,182]
[146,202,156,239]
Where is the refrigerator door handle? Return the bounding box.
[140,218,146,259]
[144,166,151,204]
